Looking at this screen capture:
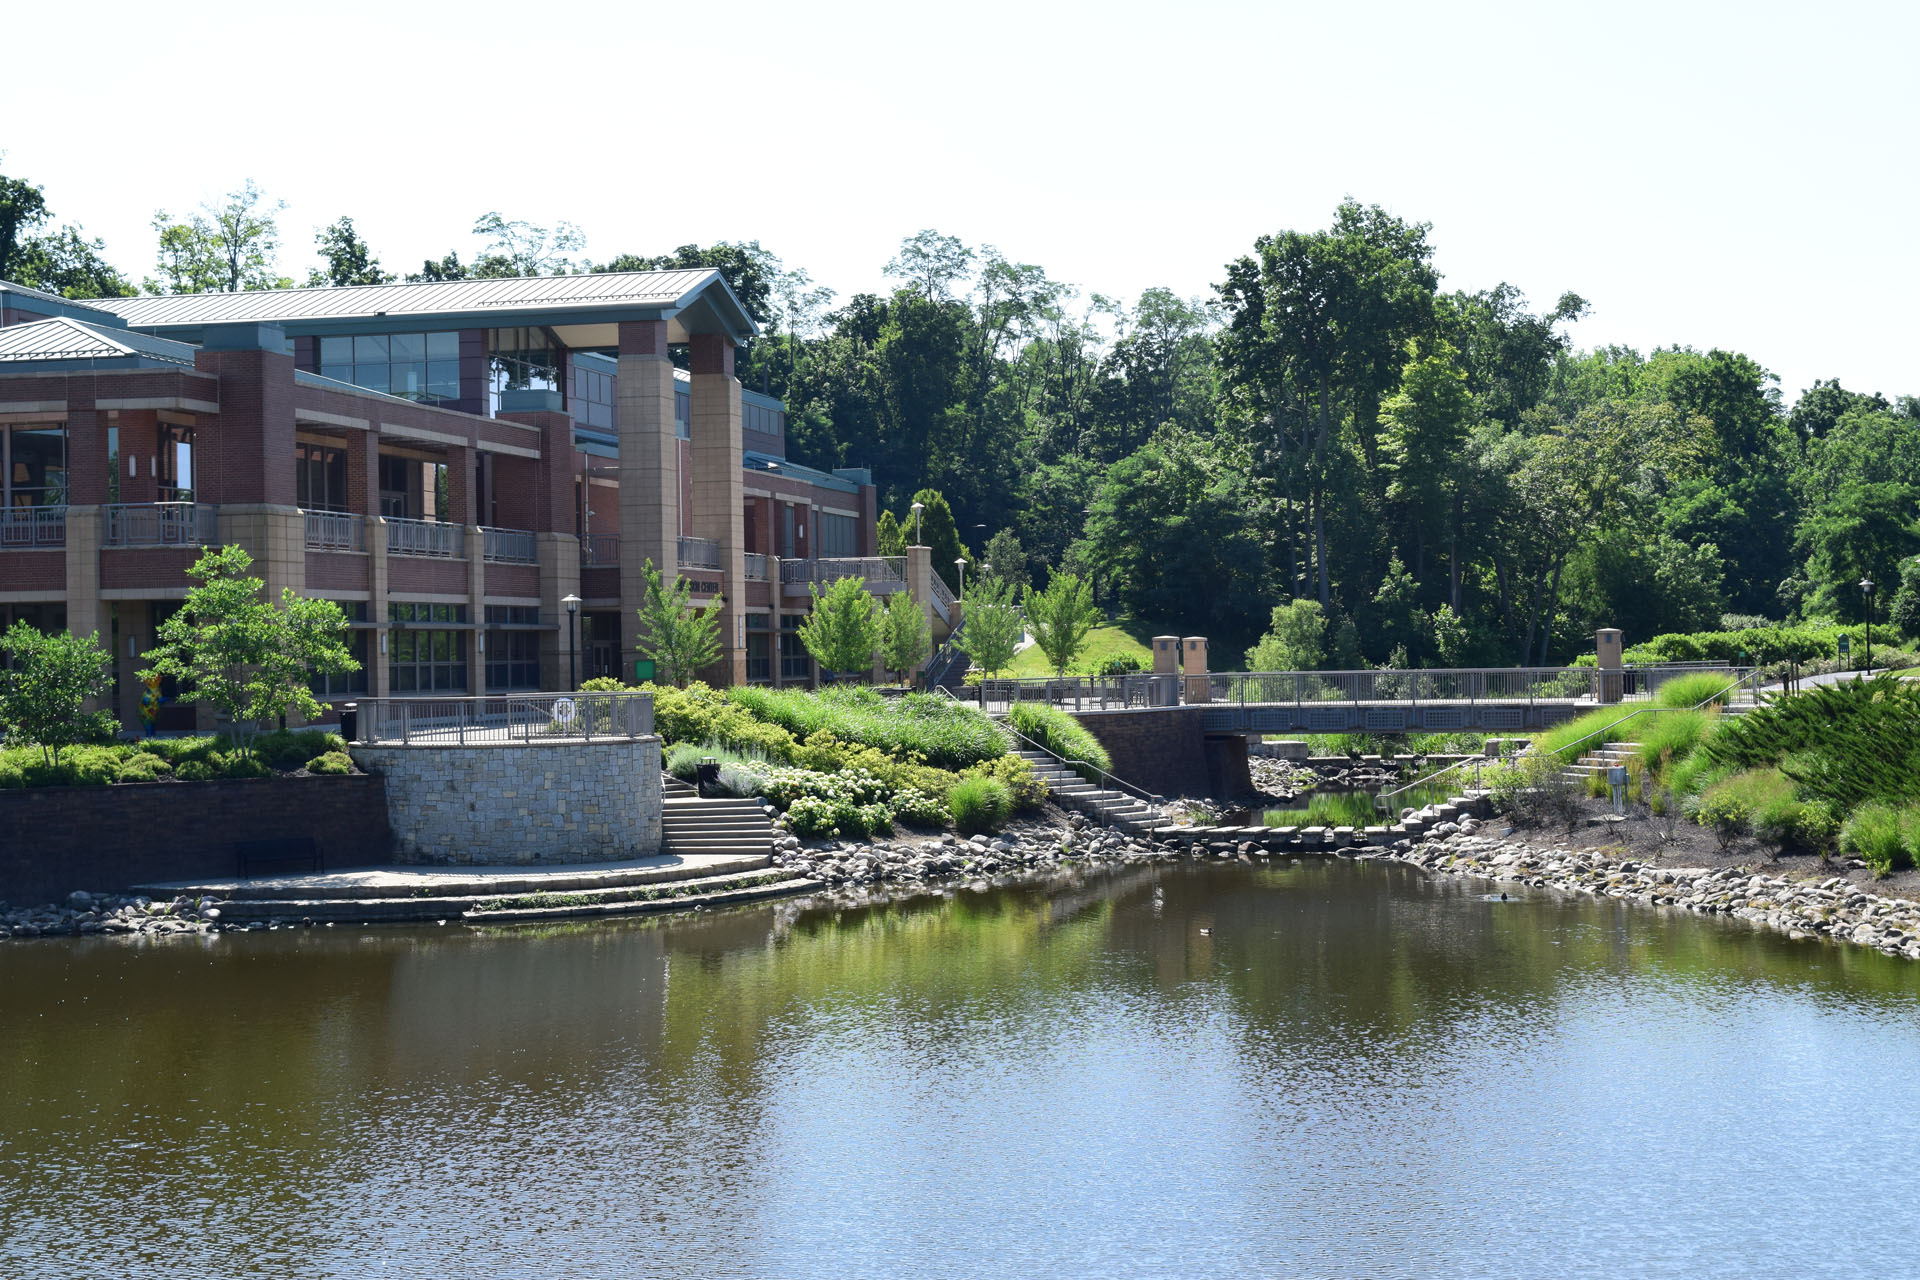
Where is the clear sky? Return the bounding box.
[6,0,1914,402]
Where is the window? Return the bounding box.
[296,443,349,512]
[379,455,412,518]
[388,601,470,693]
[310,630,370,699]
[3,424,67,508]
[488,327,559,414]
[156,422,194,502]
[319,332,460,402]
[779,615,810,682]
[485,630,541,690]
[569,358,616,430]
[744,401,784,439]
[746,615,771,683]
[818,512,855,559]
[780,503,796,558]
[674,387,691,439]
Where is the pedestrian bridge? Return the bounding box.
[978,664,1753,734]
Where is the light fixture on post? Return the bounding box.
[911,501,925,546]
[955,556,967,598]
[563,593,582,690]
[1860,577,1876,674]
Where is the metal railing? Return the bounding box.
[481,526,537,564]
[744,552,769,581]
[387,516,464,559]
[105,502,216,547]
[977,673,1182,714]
[581,533,619,566]
[678,535,721,570]
[936,685,1164,807]
[1207,667,1600,706]
[1,505,66,548]
[779,556,908,587]
[355,690,654,745]
[303,510,362,552]
[930,571,956,609]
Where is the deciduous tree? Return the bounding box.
[798,576,881,678]
[0,622,116,766]
[1025,572,1097,678]
[633,559,724,688]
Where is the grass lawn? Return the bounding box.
[1006,625,1155,677]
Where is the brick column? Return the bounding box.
[689,333,746,686]
[903,545,939,678]
[63,505,103,656]
[119,411,160,505]
[617,320,678,664]
[67,406,109,505]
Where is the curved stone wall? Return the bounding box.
[350,738,662,865]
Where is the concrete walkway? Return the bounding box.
[136,852,764,901]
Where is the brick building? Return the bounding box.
[0,273,955,731]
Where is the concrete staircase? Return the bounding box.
[1560,741,1639,786]
[661,775,778,860]
[1015,749,1159,834]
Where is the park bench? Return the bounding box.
[234,836,323,878]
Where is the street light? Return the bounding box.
[911,500,924,545]
[562,593,582,689]
[955,556,967,597]
[1860,577,1876,673]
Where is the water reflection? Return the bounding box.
[3,862,1918,1277]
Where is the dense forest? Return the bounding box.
[6,169,1917,666]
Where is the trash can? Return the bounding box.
[340,703,359,744]
[696,756,720,798]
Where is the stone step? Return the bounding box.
[463,872,821,926]
[134,852,772,904]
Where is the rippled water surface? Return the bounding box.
[6,861,1920,1278]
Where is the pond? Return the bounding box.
[1224,778,1463,828]
[5,861,1920,1277]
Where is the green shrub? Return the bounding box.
[949,775,1012,834]
[1091,653,1149,676]
[9,744,122,787]
[250,729,346,769]
[891,788,951,828]
[963,755,1047,812]
[1008,703,1111,781]
[133,736,221,766]
[1653,672,1742,709]
[113,753,172,783]
[579,676,630,692]
[305,750,353,776]
[648,682,798,761]
[1624,622,1879,668]
[1633,709,1717,772]
[1707,675,1920,811]
[665,742,706,781]
[1533,707,1643,759]
[1756,796,1837,853]
[1692,789,1752,848]
[1840,803,1909,877]
[725,685,1008,769]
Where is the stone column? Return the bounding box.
[1596,627,1624,704]
[538,532,582,691]
[617,320,678,664]
[903,544,939,678]
[689,333,746,686]
[368,515,390,699]
[63,505,104,653]
[1182,636,1210,704]
[769,556,784,688]
[466,524,487,693]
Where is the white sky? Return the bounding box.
[6,0,1914,401]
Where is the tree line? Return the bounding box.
[5,165,1915,668]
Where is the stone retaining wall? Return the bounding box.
[350,738,662,865]
[0,776,391,905]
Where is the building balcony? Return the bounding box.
[744,552,768,581]
[387,516,464,559]
[105,502,216,548]
[678,535,721,570]
[304,510,363,552]
[581,533,618,566]
[780,556,907,591]
[1,505,66,549]
[481,526,537,564]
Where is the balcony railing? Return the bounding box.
[1,505,66,548]
[482,526,537,564]
[678,535,721,570]
[387,516,464,559]
[355,691,654,745]
[304,510,362,552]
[105,502,216,548]
[582,533,619,566]
[744,552,769,581]
[780,556,908,589]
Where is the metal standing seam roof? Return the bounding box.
[0,280,116,314]
[0,316,198,366]
[87,269,748,330]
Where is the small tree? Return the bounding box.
[1889,556,1920,640]
[634,558,723,688]
[876,509,906,559]
[879,592,931,684]
[0,622,116,765]
[981,528,1029,593]
[955,579,1023,677]
[141,545,356,758]
[798,576,881,679]
[1025,571,1097,678]
[1245,599,1326,670]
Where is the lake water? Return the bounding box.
[5,861,1920,1278]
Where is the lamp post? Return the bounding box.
[563,593,581,689]
[1861,577,1876,673]
[955,556,967,598]
[911,500,924,545]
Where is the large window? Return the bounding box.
[320,332,460,402]
[4,424,68,508]
[746,614,771,683]
[488,327,559,414]
[310,627,370,700]
[484,605,542,690]
[379,455,413,518]
[296,443,348,512]
[569,357,615,430]
[818,511,856,559]
[743,400,784,439]
[156,422,194,502]
[388,601,469,693]
[779,615,810,682]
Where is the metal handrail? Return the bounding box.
[105,501,215,547]
[387,516,463,559]
[678,535,721,570]
[303,509,361,552]
[779,556,907,586]
[355,690,654,745]
[1373,667,1762,812]
[481,526,537,564]
[744,552,769,581]
[0,505,66,548]
[581,533,619,566]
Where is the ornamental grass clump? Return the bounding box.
[1653,671,1742,709]
[1007,703,1111,782]
[724,686,1007,769]
[1533,707,1641,760]
[949,775,1012,835]
[1839,803,1910,877]
[1633,709,1717,774]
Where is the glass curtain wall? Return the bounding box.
[320,333,460,402]
[3,424,69,507]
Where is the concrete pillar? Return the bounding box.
[1152,635,1180,675]
[617,321,678,666]
[368,515,390,699]
[903,544,939,677]
[1596,627,1624,703]
[537,532,582,691]
[689,333,746,686]
[1182,635,1210,704]
[443,444,473,527]
[115,599,150,726]
[466,524,487,693]
[63,505,103,652]
[215,507,306,601]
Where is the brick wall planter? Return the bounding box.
[0,776,391,906]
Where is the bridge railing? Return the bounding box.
[1208,667,1599,706]
[976,674,1181,714]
